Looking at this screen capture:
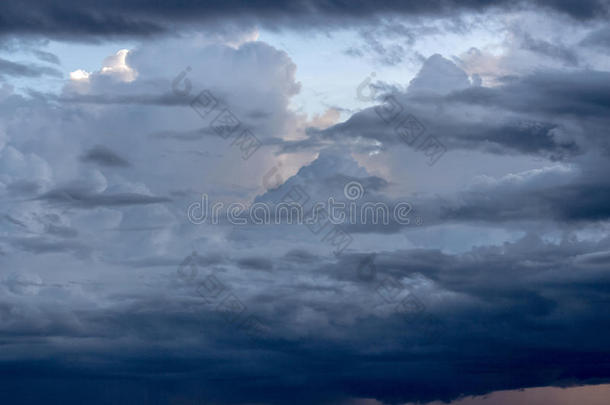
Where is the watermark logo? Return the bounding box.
[186,180,417,227]
[356,75,447,166]
[356,72,378,102]
[357,254,377,281]
[171,67,263,160]
[176,251,270,341]
[355,253,446,342]
[344,181,365,200]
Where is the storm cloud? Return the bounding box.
[1,2,610,405]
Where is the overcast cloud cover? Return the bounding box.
[1,1,610,404]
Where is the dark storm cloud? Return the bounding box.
[282,249,319,263]
[32,90,195,106]
[263,142,609,233]
[316,103,580,160]
[440,69,610,155]
[537,0,610,19]
[447,70,610,118]
[461,120,579,158]
[1,234,610,404]
[1,5,609,405]
[8,236,89,256]
[113,252,226,270]
[44,223,79,238]
[519,32,579,65]
[358,29,407,66]
[574,250,610,266]
[80,145,131,168]
[237,256,274,271]
[317,58,610,160]
[6,180,42,196]
[0,58,62,78]
[149,127,219,141]
[581,27,610,49]
[0,1,608,38]
[343,22,423,65]
[543,183,610,221]
[2,214,28,229]
[37,187,171,208]
[439,183,610,223]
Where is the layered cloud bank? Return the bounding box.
[1,0,609,38]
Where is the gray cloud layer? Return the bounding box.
[0,0,608,38]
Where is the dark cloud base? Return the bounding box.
[2,235,610,404]
[0,0,608,39]
[1,326,609,405]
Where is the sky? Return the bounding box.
[1,1,610,404]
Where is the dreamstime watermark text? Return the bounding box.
[187,181,414,226]
[356,73,447,166]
